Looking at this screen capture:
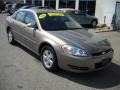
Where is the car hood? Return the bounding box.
[48,29,111,54]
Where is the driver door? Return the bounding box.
[24,11,38,52]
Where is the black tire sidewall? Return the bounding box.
[41,46,58,71]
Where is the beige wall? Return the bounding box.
[95,0,120,27]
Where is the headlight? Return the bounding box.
[62,45,88,57]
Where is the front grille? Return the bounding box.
[92,48,113,56]
[95,59,111,69]
[68,65,89,70]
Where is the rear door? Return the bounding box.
[12,11,27,44]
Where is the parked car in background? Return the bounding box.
[9,3,27,15]
[6,9,114,73]
[5,4,12,13]
[58,8,98,28]
[30,6,54,10]
[0,0,5,13]
[19,5,35,10]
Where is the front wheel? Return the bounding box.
[41,46,58,72]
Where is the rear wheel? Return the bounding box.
[41,46,58,72]
[7,30,15,44]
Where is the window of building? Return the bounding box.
[59,0,75,8]
[79,0,96,15]
[45,0,56,9]
[26,0,32,4]
[35,0,42,6]
[67,0,75,8]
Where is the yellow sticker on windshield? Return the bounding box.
[48,13,64,16]
[39,14,47,19]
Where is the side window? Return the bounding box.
[25,12,38,28]
[25,12,36,24]
[15,11,26,23]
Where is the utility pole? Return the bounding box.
[23,0,26,4]
[56,0,59,9]
[86,0,88,14]
[32,0,34,5]
[75,0,79,10]
[42,0,45,7]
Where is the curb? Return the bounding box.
[89,28,113,33]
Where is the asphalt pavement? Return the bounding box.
[0,13,120,90]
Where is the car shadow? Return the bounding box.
[54,63,120,89]
[14,42,120,89]
[116,30,120,32]
[14,42,40,62]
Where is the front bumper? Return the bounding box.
[57,49,114,73]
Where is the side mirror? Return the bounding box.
[27,22,38,29]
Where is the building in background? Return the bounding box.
[5,0,24,3]
[24,0,96,15]
[95,0,120,28]
[6,0,120,27]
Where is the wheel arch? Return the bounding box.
[38,42,56,55]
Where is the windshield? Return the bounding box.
[37,12,82,31]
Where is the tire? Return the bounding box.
[91,20,97,28]
[41,45,58,72]
[7,30,15,45]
